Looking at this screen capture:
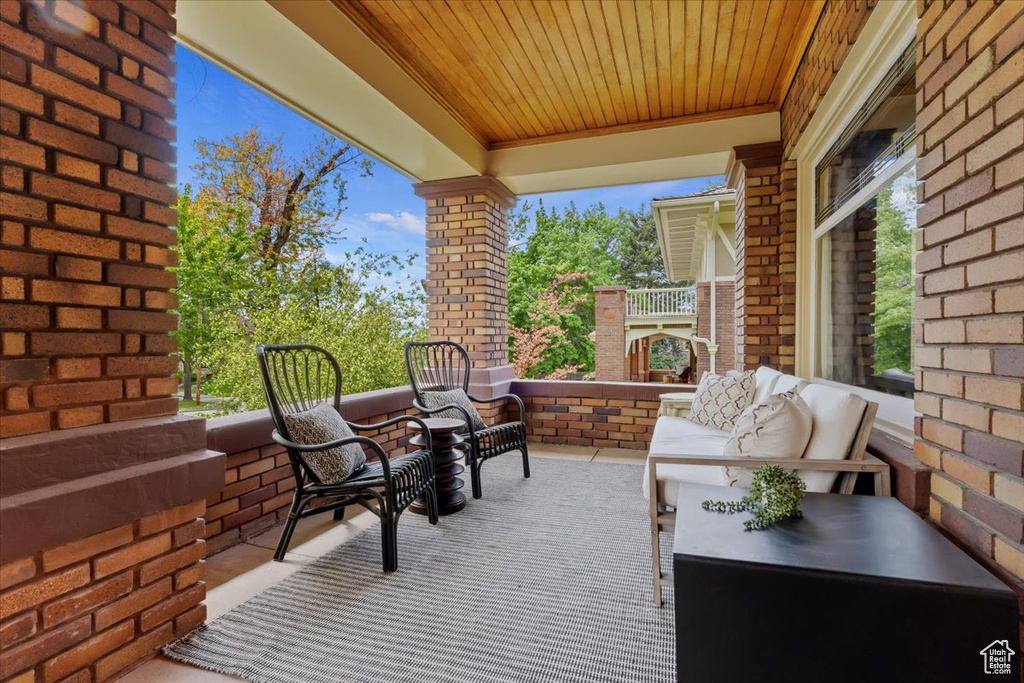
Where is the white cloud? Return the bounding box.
[366,211,426,235]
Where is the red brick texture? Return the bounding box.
[0,501,207,682]
[730,153,796,373]
[520,395,660,449]
[594,286,627,381]
[694,280,736,382]
[913,0,1024,626]
[0,0,179,438]
[780,0,876,160]
[415,176,516,370]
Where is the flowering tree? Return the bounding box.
[509,272,589,379]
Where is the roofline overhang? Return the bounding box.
[652,192,737,282]
[176,0,781,197]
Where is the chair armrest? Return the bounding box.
[412,400,477,438]
[466,393,525,422]
[648,452,889,472]
[272,430,392,478]
[647,453,890,510]
[348,415,432,454]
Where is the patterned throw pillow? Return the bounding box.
[723,389,813,487]
[688,370,756,431]
[282,402,366,484]
[421,388,487,432]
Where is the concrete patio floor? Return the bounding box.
[120,444,647,682]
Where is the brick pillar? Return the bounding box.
[414,175,516,394]
[0,2,223,678]
[694,280,736,381]
[594,286,626,381]
[727,142,795,373]
[914,0,1024,636]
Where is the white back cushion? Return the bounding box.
[753,367,783,404]
[772,374,809,395]
[798,383,868,492]
[723,391,813,487]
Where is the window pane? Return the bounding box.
[816,45,916,225]
[817,167,916,397]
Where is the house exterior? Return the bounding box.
[0,0,1021,678]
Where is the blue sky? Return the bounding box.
[176,47,720,281]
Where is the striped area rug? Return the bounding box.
[165,457,675,683]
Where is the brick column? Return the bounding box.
[913,0,1024,633]
[0,2,223,679]
[726,142,795,373]
[594,286,626,381]
[695,280,736,381]
[414,175,516,394]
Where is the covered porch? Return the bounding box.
[1,0,1022,681]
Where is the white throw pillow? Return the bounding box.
[723,390,813,488]
[283,402,367,484]
[688,370,756,431]
[798,384,868,493]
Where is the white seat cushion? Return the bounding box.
[753,367,783,404]
[772,374,809,395]
[798,383,868,492]
[643,416,730,503]
[723,390,813,487]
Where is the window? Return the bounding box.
[812,43,917,399]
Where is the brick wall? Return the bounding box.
[729,147,795,373]
[780,0,876,159]
[415,176,516,370]
[512,381,687,450]
[594,286,626,381]
[521,395,660,450]
[694,280,736,381]
[0,0,180,438]
[912,0,1024,632]
[0,501,207,682]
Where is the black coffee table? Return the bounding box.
[672,483,1018,683]
[408,417,467,515]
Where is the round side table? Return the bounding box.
[408,417,467,515]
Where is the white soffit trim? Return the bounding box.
[175,0,485,182]
[490,113,779,194]
[651,193,737,281]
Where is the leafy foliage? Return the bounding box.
[702,465,806,531]
[872,184,914,375]
[173,130,424,413]
[507,201,681,378]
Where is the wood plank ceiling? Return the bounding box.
[332,0,824,149]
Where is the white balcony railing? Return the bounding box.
[625,287,697,318]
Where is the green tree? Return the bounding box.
[616,206,674,289]
[507,201,626,375]
[872,186,914,374]
[174,129,424,412]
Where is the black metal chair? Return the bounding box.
[404,341,529,499]
[257,344,437,572]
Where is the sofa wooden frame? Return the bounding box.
[648,402,887,606]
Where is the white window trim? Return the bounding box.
[793,0,918,442]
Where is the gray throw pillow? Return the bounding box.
[421,388,487,431]
[282,402,366,484]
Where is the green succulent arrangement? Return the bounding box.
[702,465,807,531]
